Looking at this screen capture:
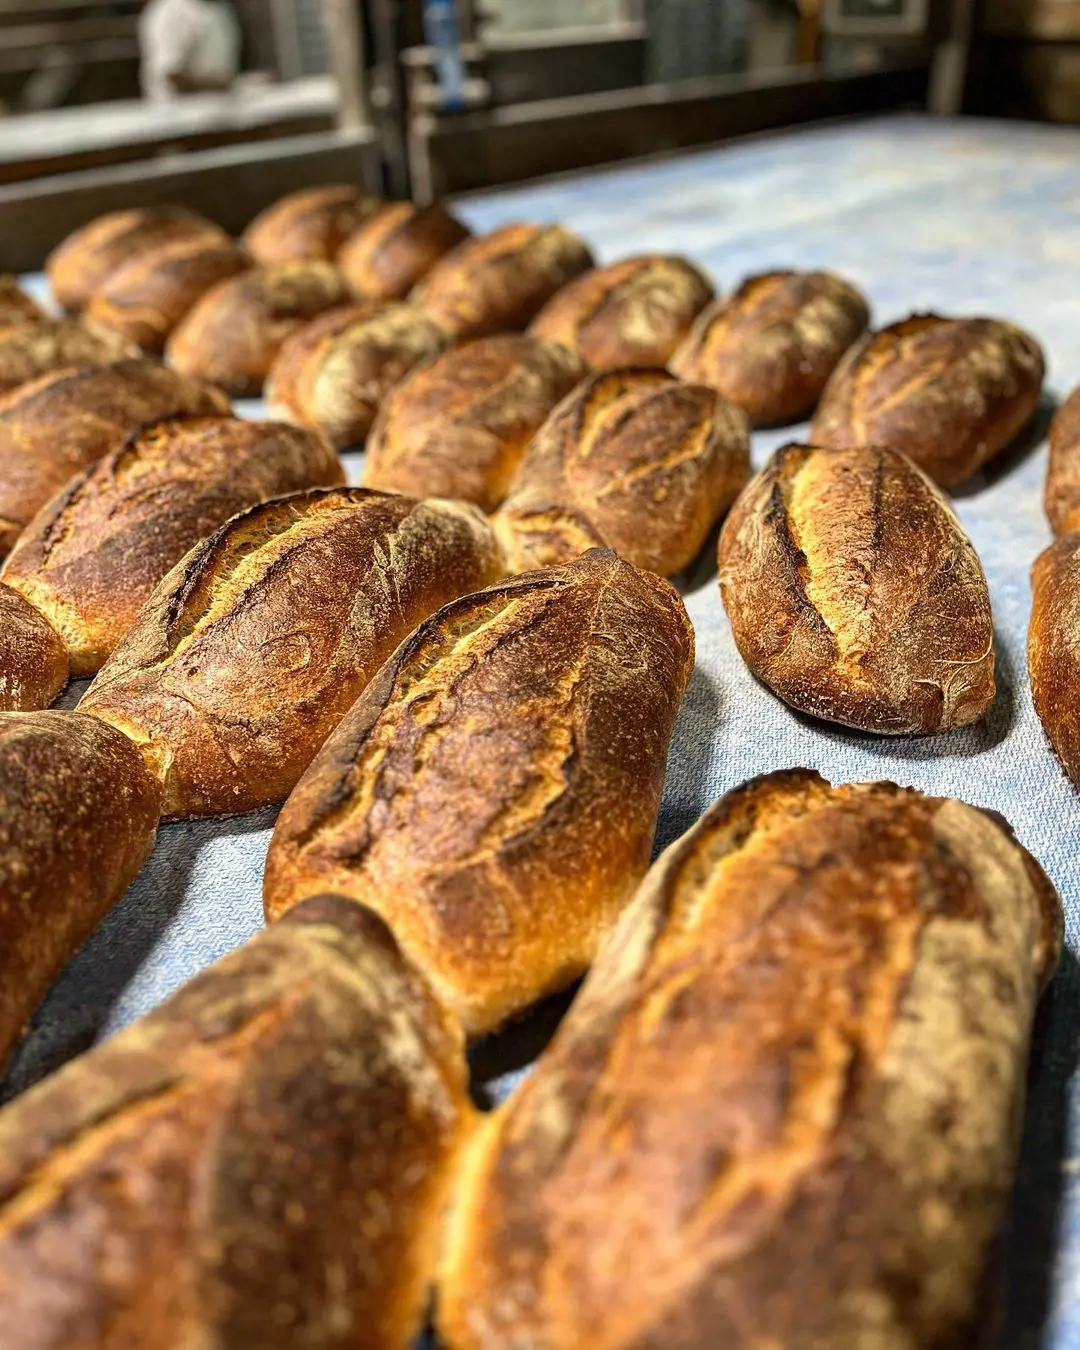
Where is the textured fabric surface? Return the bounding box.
[6,113,1080,1346]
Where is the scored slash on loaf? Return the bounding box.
[0,318,137,397]
[438,769,1062,1350]
[264,548,695,1037]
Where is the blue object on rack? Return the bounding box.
[423,0,467,113]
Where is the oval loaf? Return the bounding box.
[363,334,588,511]
[438,768,1061,1350]
[1044,384,1080,535]
[811,313,1044,486]
[263,548,695,1037]
[0,318,137,397]
[530,254,714,369]
[79,488,504,818]
[0,897,472,1350]
[496,367,750,576]
[242,184,382,265]
[718,442,996,734]
[0,586,68,712]
[1029,533,1080,787]
[670,268,870,424]
[338,201,472,301]
[2,417,343,679]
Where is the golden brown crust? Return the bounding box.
[1045,384,1080,534]
[670,269,870,424]
[0,358,230,558]
[0,319,137,397]
[364,335,588,512]
[0,586,67,711]
[496,367,750,576]
[439,768,1061,1350]
[1029,533,1080,785]
[0,277,46,331]
[85,237,253,353]
[79,488,504,818]
[0,710,161,1070]
[46,208,228,312]
[242,185,382,265]
[413,223,595,339]
[338,201,472,301]
[266,301,448,447]
[811,313,1045,486]
[0,896,473,1350]
[166,262,354,397]
[718,442,996,735]
[530,254,714,369]
[263,548,694,1036]
[3,417,343,679]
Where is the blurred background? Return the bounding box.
[0,0,1072,267]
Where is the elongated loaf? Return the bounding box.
[166,263,354,396]
[85,237,253,352]
[364,335,588,511]
[243,184,382,265]
[338,201,472,300]
[530,254,714,368]
[670,268,870,424]
[0,319,136,397]
[2,417,343,680]
[413,223,594,339]
[0,358,229,557]
[1029,533,1080,786]
[0,896,472,1350]
[496,368,749,576]
[264,548,694,1036]
[79,488,503,817]
[1045,384,1080,534]
[811,313,1044,486]
[0,587,67,711]
[718,442,996,734]
[0,710,161,1070]
[0,277,45,330]
[266,301,448,446]
[46,207,228,312]
[439,768,1062,1350]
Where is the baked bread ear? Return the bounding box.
[0,710,161,1070]
[338,201,472,300]
[242,184,382,264]
[718,441,996,735]
[438,769,1061,1350]
[264,548,694,1037]
[530,254,714,368]
[0,586,67,711]
[0,319,137,397]
[0,277,46,330]
[79,488,504,817]
[0,895,473,1350]
[811,313,1044,486]
[670,268,870,424]
[0,358,229,558]
[413,222,594,339]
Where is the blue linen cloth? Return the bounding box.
[6,113,1080,1348]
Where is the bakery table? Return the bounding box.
[6,111,1080,1347]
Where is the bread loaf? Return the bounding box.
[0,710,161,1069]
[1044,384,1080,534]
[264,548,694,1036]
[0,319,137,397]
[718,442,995,734]
[364,335,587,511]
[242,184,382,265]
[79,488,503,817]
[496,367,750,576]
[46,207,228,312]
[811,313,1044,486]
[0,587,67,711]
[0,896,472,1350]
[0,358,229,557]
[670,268,870,424]
[1029,533,1080,785]
[166,262,354,397]
[0,277,45,330]
[413,223,594,339]
[338,201,472,300]
[530,254,714,368]
[266,301,448,447]
[85,237,253,353]
[438,768,1061,1350]
[3,417,343,680]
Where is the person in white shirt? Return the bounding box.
[139,0,242,101]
